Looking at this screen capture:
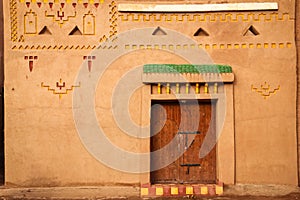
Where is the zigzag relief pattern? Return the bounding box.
[11,41,292,50]
[19,0,105,5]
[98,1,118,42]
[10,0,18,42]
[109,1,117,38]
[11,44,118,50]
[119,13,292,23]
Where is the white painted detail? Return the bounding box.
[118,2,278,12]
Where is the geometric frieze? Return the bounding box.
[9,0,293,50]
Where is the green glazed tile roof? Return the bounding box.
[143,64,232,74]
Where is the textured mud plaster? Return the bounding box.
[296,0,300,186]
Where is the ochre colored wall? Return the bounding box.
[0,1,3,85]
[296,0,300,186]
[2,0,299,187]
[0,0,5,184]
[117,0,298,185]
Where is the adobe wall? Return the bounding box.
[0,3,3,109]
[3,0,298,186]
[0,0,5,184]
[0,1,3,86]
[296,0,300,186]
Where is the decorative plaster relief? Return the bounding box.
[39,26,52,35]
[151,82,220,95]
[243,25,259,36]
[108,1,117,38]
[19,0,103,6]
[69,26,83,35]
[24,10,37,34]
[10,0,18,42]
[251,82,280,99]
[83,11,95,35]
[10,0,118,48]
[83,55,96,72]
[119,13,292,23]
[124,42,293,51]
[12,44,99,50]
[194,28,209,37]
[10,42,292,51]
[45,8,77,27]
[24,55,38,72]
[41,78,81,99]
[152,27,167,36]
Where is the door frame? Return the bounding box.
[139,83,235,185]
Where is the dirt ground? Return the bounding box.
[145,193,300,200]
[100,193,300,200]
[0,185,299,200]
[2,194,300,200]
[1,193,300,200]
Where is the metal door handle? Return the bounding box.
[178,131,200,134]
[180,164,201,174]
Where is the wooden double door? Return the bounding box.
[150,100,216,184]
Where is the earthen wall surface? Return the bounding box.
[2,0,299,186]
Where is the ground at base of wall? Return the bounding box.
[141,193,298,200]
[0,185,299,200]
[149,193,300,200]
[2,194,300,200]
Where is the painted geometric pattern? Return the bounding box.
[119,13,293,23]
[9,0,117,46]
[140,183,223,197]
[143,64,232,74]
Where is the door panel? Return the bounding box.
[150,101,180,183]
[150,100,216,184]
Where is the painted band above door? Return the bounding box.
[142,64,234,83]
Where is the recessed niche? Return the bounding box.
[194,28,209,36]
[243,25,260,36]
[152,27,167,36]
[38,26,52,35]
[69,26,83,35]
